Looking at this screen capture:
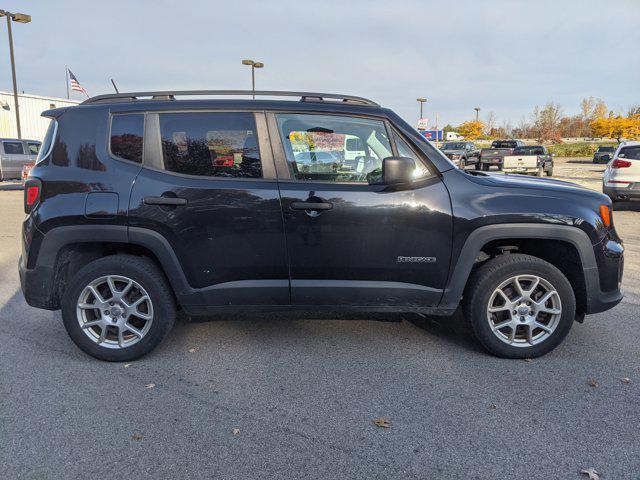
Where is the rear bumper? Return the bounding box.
[503,167,538,174]
[19,254,59,310]
[603,184,640,200]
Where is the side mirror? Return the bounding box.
[601,154,611,162]
[381,156,416,185]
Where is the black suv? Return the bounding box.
[19,91,624,361]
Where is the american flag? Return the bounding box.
[68,69,88,96]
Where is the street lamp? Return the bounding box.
[0,9,31,139]
[474,107,481,122]
[242,59,264,99]
[417,97,427,119]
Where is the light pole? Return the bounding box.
[242,59,264,99]
[417,97,427,119]
[0,9,31,140]
[474,107,481,122]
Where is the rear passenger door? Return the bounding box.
[128,111,289,308]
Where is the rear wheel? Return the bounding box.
[61,255,175,361]
[463,253,575,358]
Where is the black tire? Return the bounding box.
[546,166,553,176]
[462,253,576,358]
[61,255,175,361]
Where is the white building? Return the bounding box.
[446,131,464,141]
[0,91,80,141]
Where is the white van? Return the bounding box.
[344,134,365,161]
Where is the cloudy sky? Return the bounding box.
[0,0,637,127]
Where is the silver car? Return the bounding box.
[0,138,41,181]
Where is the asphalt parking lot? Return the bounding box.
[1,158,639,480]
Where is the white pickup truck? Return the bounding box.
[502,145,554,176]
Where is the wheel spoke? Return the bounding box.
[106,276,119,299]
[523,277,540,298]
[526,324,534,345]
[492,319,513,331]
[535,291,556,307]
[125,323,144,338]
[81,319,102,329]
[512,277,525,299]
[78,302,98,310]
[539,305,561,315]
[121,280,134,296]
[508,325,517,344]
[88,285,105,303]
[97,326,109,343]
[496,289,513,305]
[489,304,511,313]
[117,328,125,348]
[534,322,553,333]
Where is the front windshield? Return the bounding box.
[443,142,465,150]
[598,147,615,152]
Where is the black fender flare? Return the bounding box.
[438,224,600,311]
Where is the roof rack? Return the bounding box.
[81,90,379,106]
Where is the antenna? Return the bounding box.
[110,79,119,93]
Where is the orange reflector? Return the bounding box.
[599,204,611,227]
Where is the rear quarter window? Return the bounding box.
[110,114,144,163]
[618,146,640,160]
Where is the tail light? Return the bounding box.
[612,159,632,169]
[24,178,42,214]
[599,204,612,228]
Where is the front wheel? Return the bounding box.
[463,253,576,358]
[61,255,176,361]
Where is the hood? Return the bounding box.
[465,171,607,201]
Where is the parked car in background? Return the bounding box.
[603,141,640,202]
[20,90,623,362]
[440,141,480,168]
[593,146,616,164]
[503,145,554,176]
[0,138,41,181]
[479,139,525,171]
[22,162,35,184]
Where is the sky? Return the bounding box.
[0,0,638,128]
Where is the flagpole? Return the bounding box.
[65,65,69,99]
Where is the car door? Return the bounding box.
[1,140,26,179]
[268,112,452,307]
[128,110,289,308]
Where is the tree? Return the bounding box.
[457,121,484,140]
[484,111,497,137]
[532,102,564,143]
[590,115,640,142]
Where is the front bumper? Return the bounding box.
[584,237,624,314]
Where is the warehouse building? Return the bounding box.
[0,91,80,141]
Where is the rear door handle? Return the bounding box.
[290,201,333,211]
[143,196,187,206]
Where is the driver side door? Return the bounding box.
[268,112,453,308]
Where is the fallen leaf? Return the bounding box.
[132,433,143,441]
[124,363,131,368]
[587,379,598,388]
[580,467,600,480]
[488,404,497,411]
[523,358,533,363]
[188,348,198,353]
[145,383,155,389]
[373,418,390,428]
[621,377,631,384]
[232,428,240,436]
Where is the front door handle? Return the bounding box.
[143,196,187,206]
[290,201,333,211]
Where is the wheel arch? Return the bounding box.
[440,224,598,317]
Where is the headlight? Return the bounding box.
[451,154,461,159]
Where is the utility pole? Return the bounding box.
[474,107,481,122]
[0,10,31,139]
[242,59,264,99]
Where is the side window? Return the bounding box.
[111,114,144,163]
[276,113,392,183]
[392,132,432,179]
[27,142,40,155]
[3,141,24,155]
[36,120,56,164]
[159,112,261,178]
